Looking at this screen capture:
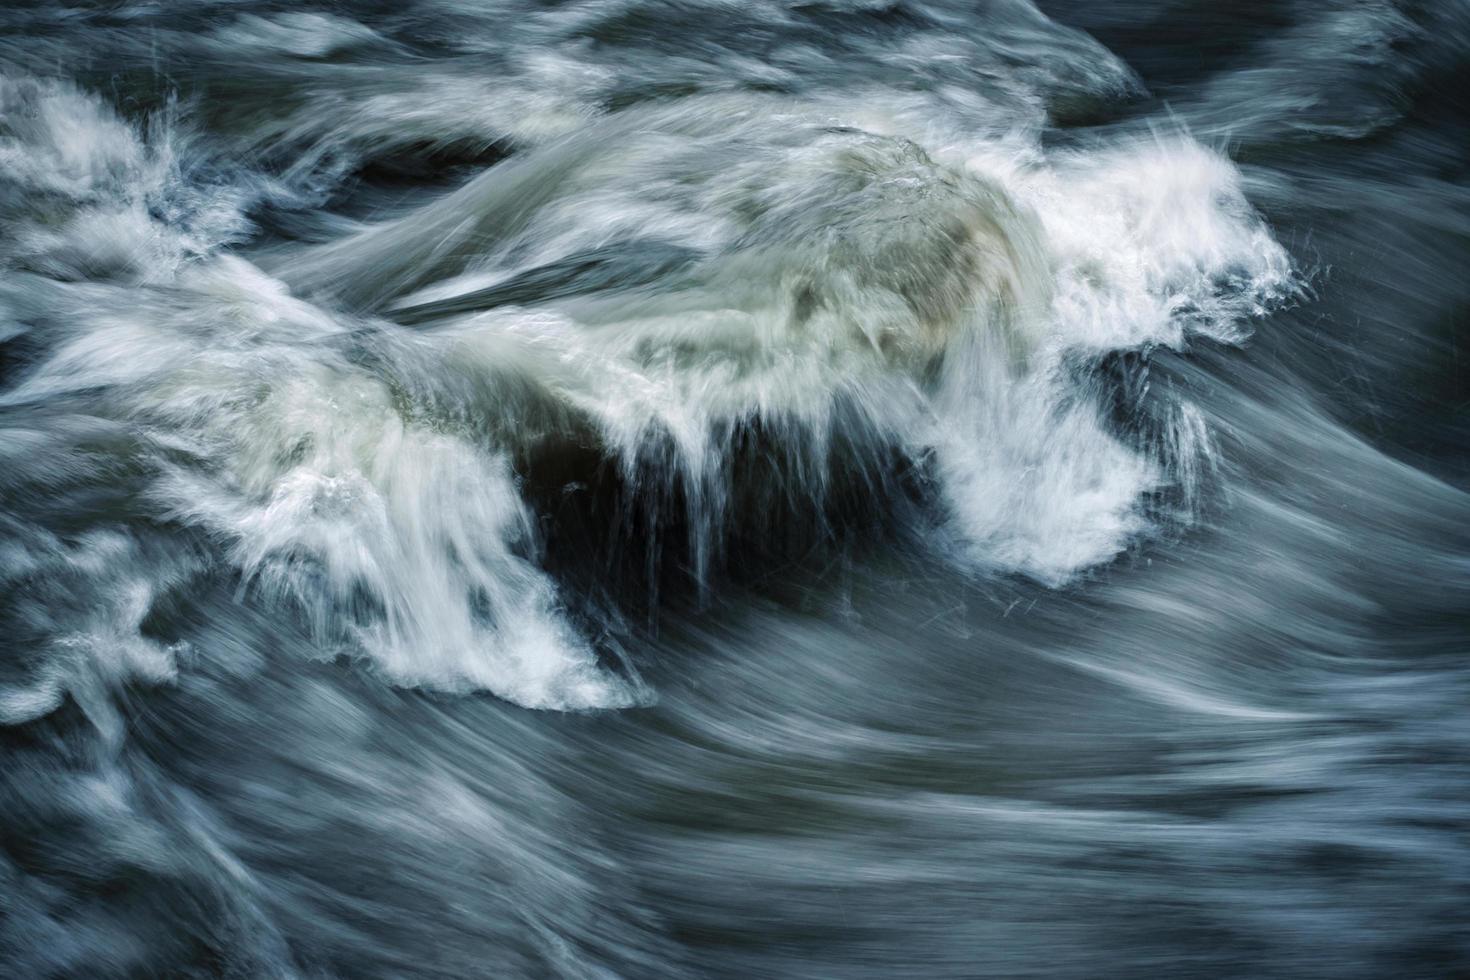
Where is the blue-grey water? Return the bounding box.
[1,1,1468,976]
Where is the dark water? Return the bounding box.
[2,1,1468,976]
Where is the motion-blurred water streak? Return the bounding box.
[1,1,1468,976]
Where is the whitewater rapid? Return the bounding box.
[3,1,1467,977]
[1,68,1289,710]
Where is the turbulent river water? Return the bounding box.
[2,1,1469,976]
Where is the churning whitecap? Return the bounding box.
[0,71,1291,711]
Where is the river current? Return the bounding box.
[2,1,1468,976]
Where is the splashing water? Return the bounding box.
[1,1,1466,977]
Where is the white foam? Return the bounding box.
[131,267,642,711]
[301,98,1291,588]
[0,74,1294,714]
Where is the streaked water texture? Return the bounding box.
[1,1,1467,976]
